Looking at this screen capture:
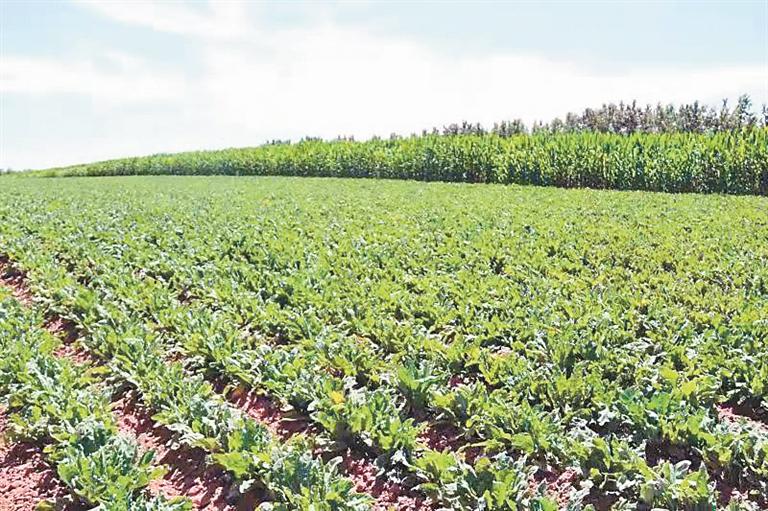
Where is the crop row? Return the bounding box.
[2,177,767,508]
[1,266,371,510]
[27,295,369,509]
[29,129,768,195]
[0,289,191,510]
[0,204,562,509]
[18,216,763,510]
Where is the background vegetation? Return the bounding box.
[27,96,768,195]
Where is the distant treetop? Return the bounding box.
[436,94,765,137]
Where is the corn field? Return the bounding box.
[37,130,768,195]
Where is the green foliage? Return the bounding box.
[0,294,187,509]
[261,448,371,511]
[639,461,714,509]
[412,451,570,510]
[2,176,768,508]
[30,128,768,195]
[52,420,165,504]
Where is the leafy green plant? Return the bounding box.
[2,173,768,508]
[639,461,714,509]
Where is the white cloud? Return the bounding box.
[73,0,252,40]
[2,1,766,169]
[195,24,767,141]
[0,53,185,103]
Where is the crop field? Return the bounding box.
[33,130,768,196]
[0,176,767,510]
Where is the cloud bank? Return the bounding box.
[1,0,766,169]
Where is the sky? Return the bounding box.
[1,0,767,170]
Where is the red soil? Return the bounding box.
[645,438,701,468]
[0,408,82,511]
[112,390,264,510]
[716,483,767,509]
[0,257,34,306]
[0,260,83,510]
[41,299,262,509]
[45,317,80,344]
[714,405,768,507]
[222,384,318,440]
[420,422,463,451]
[583,488,620,511]
[53,342,99,367]
[1,256,84,364]
[419,422,482,464]
[447,374,473,388]
[222,382,435,510]
[340,450,434,511]
[4,255,261,508]
[0,254,537,510]
[531,467,581,508]
[717,404,768,434]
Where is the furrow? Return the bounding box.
[3,253,434,510]
[0,407,83,511]
[1,255,372,510]
[112,390,264,511]
[718,402,768,434]
[0,267,86,511]
[0,256,34,307]
[1,261,261,511]
[218,383,433,511]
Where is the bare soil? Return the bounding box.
[113,390,265,510]
[0,409,83,511]
[223,382,435,510]
[0,256,34,306]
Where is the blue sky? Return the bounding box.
[1,0,766,170]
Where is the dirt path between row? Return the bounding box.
[2,256,431,510]
[223,382,434,511]
[2,258,252,510]
[0,408,83,511]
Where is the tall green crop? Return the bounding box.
[29,129,768,195]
